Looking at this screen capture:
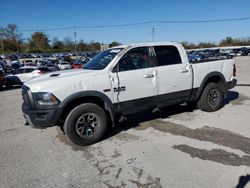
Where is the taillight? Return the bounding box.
[233,64,236,77]
[37,70,46,74]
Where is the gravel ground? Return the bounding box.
[0,56,250,188]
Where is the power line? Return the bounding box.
[156,16,250,23]
[20,26,74,32]
[19,21,153,32]
[19,16,250,32]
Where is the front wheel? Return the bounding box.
[63,103,108,146]
[198,83,224,112]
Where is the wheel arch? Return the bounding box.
[195,72,227,101]
[58,91,116,126]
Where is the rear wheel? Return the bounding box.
[198,82,224,112]
[63,103,107,146]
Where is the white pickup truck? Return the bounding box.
[22,42,237,145]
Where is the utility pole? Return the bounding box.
[16,37,20,53]
[0,30,4,55]
[91,40,94,52]
[73,26,77,54]
[151,27,155,42]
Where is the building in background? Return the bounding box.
[100,43,109,51]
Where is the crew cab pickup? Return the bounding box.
[22,42,237,146]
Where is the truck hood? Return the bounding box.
[25,69,98,93]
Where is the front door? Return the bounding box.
[109,47,157,112]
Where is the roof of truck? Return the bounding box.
[112,41,181,49]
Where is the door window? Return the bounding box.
[154,46,182,66]
[115,47,154,72]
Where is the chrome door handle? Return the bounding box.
[144,74,154,78]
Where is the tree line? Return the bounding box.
[0,24,121,54]
[182,37,250,49]
[1,24,250,54]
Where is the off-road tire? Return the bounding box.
[198,82,224,112]
[63,103,107,146]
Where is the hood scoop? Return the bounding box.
[49,73,60,77]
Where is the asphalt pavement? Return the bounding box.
[0,57,250,188]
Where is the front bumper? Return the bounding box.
[226,79,237,90]
[22,103,63,128]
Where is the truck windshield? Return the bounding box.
[83,48,122,70]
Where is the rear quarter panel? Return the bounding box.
[191,59,235,88]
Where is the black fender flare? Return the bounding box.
[59,90,116,123]
[195,71,227,101]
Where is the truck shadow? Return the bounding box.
[103,90,250,168]
[56,91,240,148]
[236,174,250,188]
[105,90,240,139]
[224,90,239,105]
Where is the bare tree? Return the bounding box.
[63,37,74,52]
[5,24,22,53]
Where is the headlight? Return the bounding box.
[33,92,60,106]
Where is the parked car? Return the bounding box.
[71,60,85,69]
[35,59,47,67]
[240,48,250,56]
[10,60,23,73]
[188,52,206,62]
[5,66,51,86]
[0,54,6,59]
[0,60,7,72]
[37,67,52,74]
[41,60,59,71]
[58,61,71,70]
[0,64,4,73]
[16,66,52,82]
[8,54,19,61]
[0,69,6,88]
[22,42,237,146]
[22,60,35,66]
[5,75,22,87]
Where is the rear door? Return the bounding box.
[153,45,192,105]
[109,47,158,112]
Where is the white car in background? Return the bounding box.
[5,66,51,86]
[57,61,71,70]
[15,67,43,82]
[35,59,47,67]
